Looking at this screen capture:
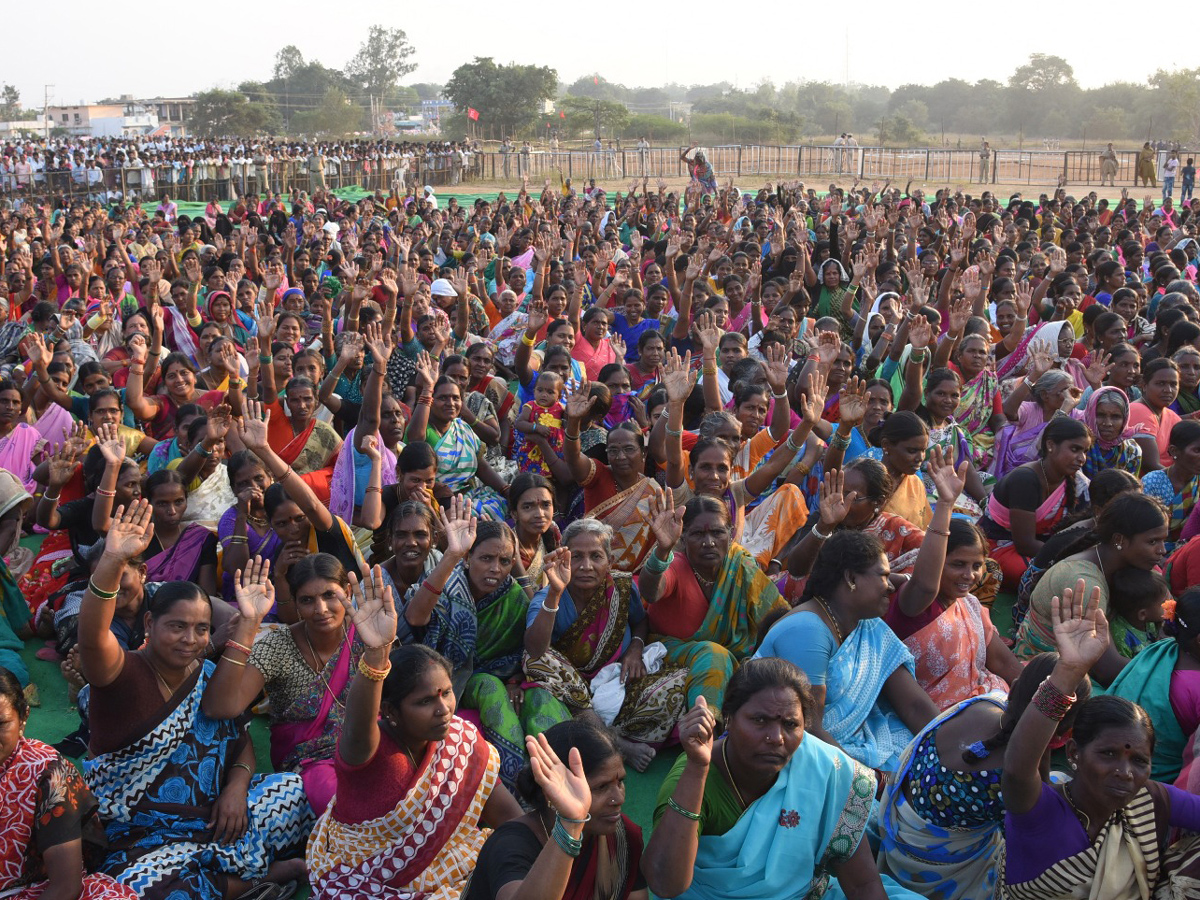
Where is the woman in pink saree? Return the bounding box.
[201,554,366,815]
[0,377,71,494]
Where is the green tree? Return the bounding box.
[566,75,623,101]
[346,26,417,100]
[561,95,629,139]
[410,83,444,102]
[1009,53,1077,93]
[1,85,21,121]
[273,45,306,81]
[291,88,364,136]
[444,57,557,138]
[622,113,687,142]
[190,88,279,137]
[263,61,359,133]
[1150,68,1200,144]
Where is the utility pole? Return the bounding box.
[44,84,54,139]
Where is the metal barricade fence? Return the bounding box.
[0,145,1174,207]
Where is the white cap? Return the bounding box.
[423,184,435,194]
[322,222,339,236]
[430,278,458,297]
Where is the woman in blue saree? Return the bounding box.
[76,501,312,900]
[755,530,938,772]
[644,658,922,900]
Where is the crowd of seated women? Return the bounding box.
[8,176,1200,900]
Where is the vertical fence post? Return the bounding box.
[737,146,743,177]
[924,151,930,182]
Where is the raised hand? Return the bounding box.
[908,315,932,351]
[46,442,80,489]
[542,547,571,594]
[526,731,591,822]
[564,385,593,422]
[661,348,695,404]
[361,433,381,463]
[414,350,438,387]
[1028,341,1055,379]
[818,468,857,528]
[696,312,722,356]
[437,494,477,558]
[1051,579,1110,673]
[103,499,156,561]
[343,565,398,651]
[927,444,968,504]
[1084,351,1113,389]
[647,487,684,550]
[526,297,549,334]
[763,341,791,393]
[235,399,270,451]
[339,330,365,364]
[678,696,716,767]
[233,556,275,623]
[95,422,126,467]
[838,376,868,427]
[609,332,627,361]
[816,330,841,368]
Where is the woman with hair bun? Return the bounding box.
[879,653,1089,900]
[464,719,646,900]
[77,502,311,900]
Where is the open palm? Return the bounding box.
[104,500,155,560]
[344,565,398,650]
[526,733,591,822]
[1051,580,1110,672]
[234,557,275,621]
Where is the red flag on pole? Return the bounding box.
[593,76,599,84]
[467,108,479,121]
[559,111,565,119]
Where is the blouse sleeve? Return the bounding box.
[34,754,98,853]
[755,612,835,686]
[1167,784,1200,832]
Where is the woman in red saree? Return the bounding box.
[307,573,522,900]
[0,668,137,900]
[202,554,364,815]
[125,348,228,441]
[564,410,661,574]
[260,345,341,505]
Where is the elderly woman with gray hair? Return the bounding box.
[992,322,1108,479]
[522,517,688,772]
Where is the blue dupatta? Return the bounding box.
[823,618,917,772]
[680,734,875,900]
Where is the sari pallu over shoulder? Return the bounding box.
[878,692,1007,900]
[84,661,313,900]
[307,717,499,900]
[677,734,876,900]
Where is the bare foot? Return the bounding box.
[615,736,656,772]
[266,857,307,885]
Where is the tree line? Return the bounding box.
[13,44,1199,147]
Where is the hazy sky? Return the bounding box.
[5,2,1188,107]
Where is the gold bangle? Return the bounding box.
[221,653,247,667]
[358,658,392,682]
[521,332,536,346]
